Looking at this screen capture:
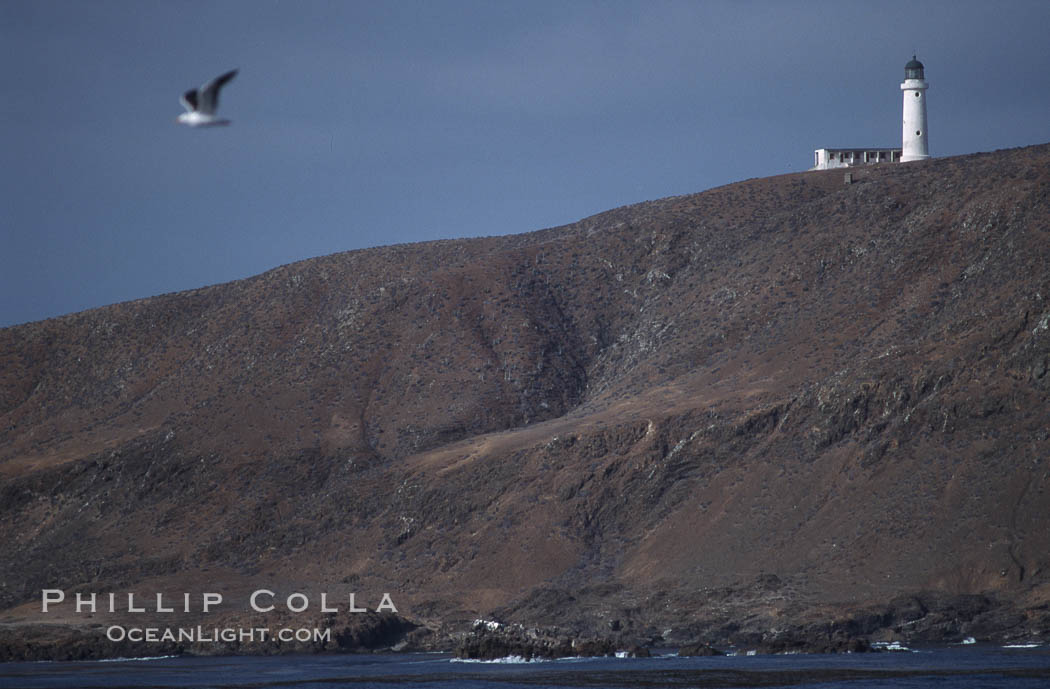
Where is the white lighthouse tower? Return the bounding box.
[900,56,929,162]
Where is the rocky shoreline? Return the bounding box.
[454,620,617,661]
[3,589,1048,663]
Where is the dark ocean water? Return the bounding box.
[2,645,1049,689]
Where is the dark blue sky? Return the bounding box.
[2,0,1048,327]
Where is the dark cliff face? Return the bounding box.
[3,144,1050,640]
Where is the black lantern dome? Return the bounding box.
[905,56,925,80]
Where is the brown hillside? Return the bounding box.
[3,143,1050,654]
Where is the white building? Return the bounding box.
[811,57,929,170]
[813,148,901,170]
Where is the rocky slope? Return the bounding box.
[3,144,1050,658]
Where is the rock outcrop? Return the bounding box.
[455,620,615,660]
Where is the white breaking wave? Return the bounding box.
[96,655,178,663]
[451,655,537,664]
[451,654,620,664]
[872,641,915,652]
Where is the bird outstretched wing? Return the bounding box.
[195,69,238,115]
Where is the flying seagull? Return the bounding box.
[176,69,238,127]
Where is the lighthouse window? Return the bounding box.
[914,92,920,97]
[916,130,922,136]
